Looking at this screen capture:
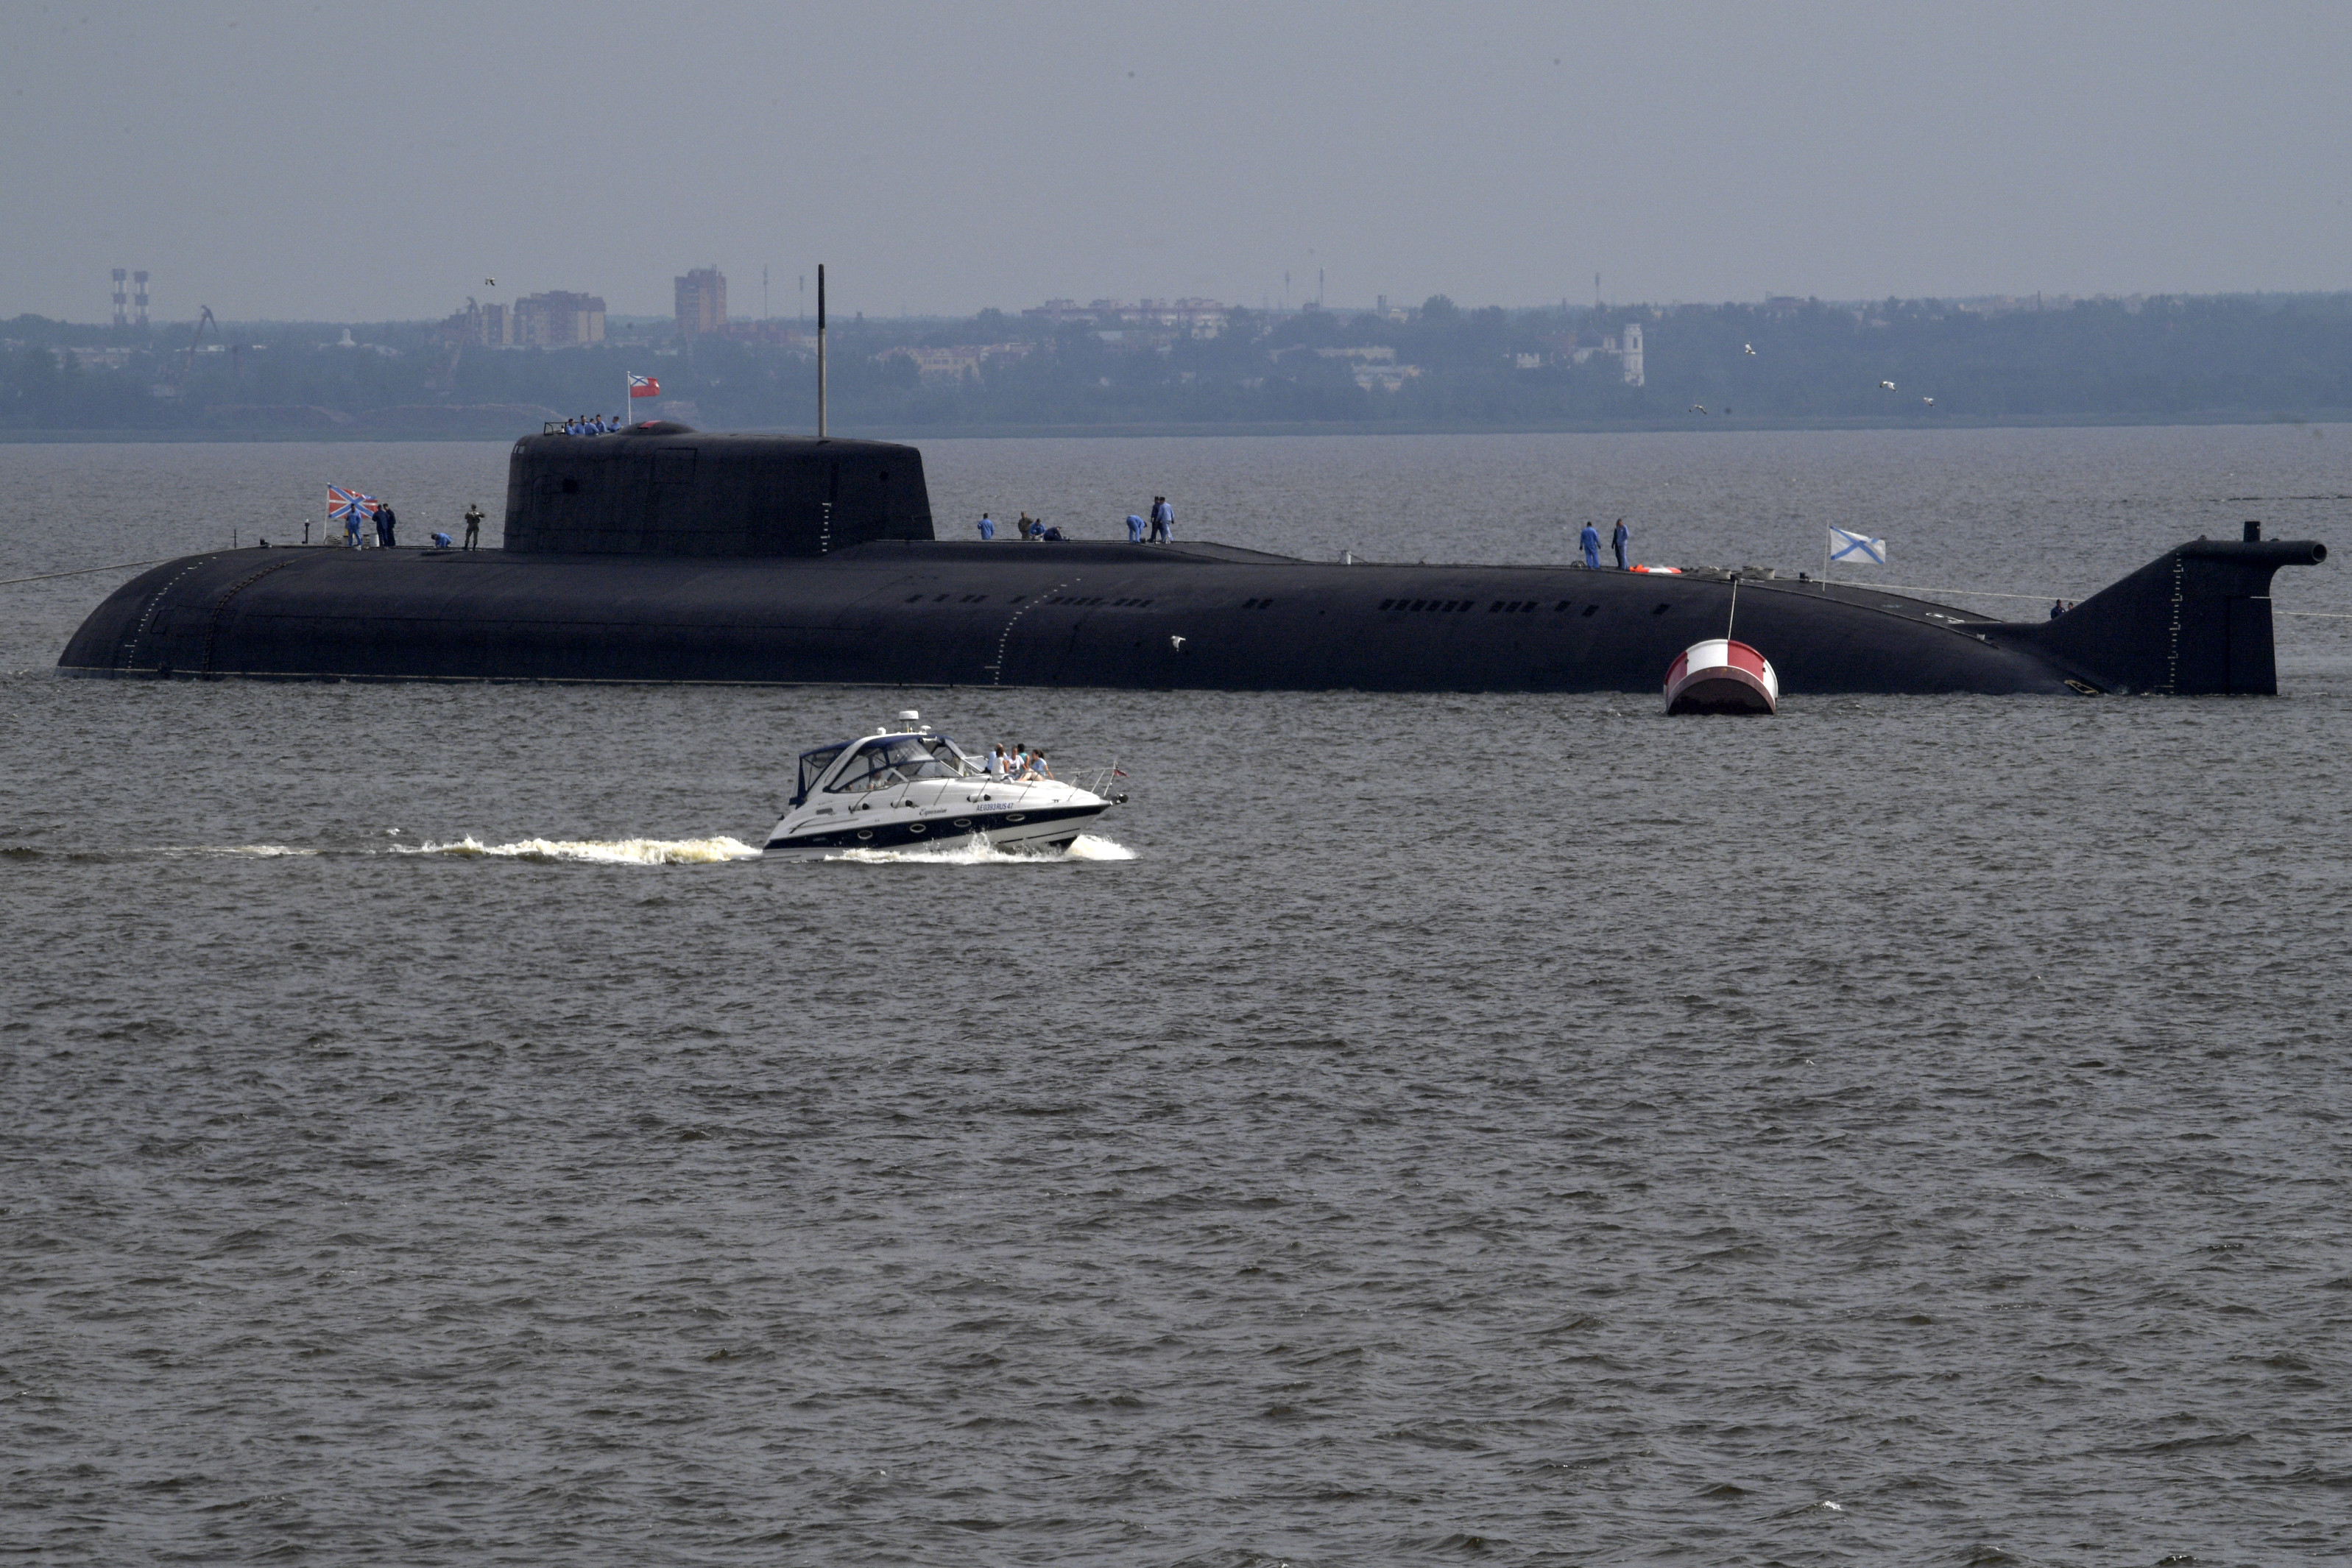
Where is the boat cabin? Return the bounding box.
[791,732,976,807]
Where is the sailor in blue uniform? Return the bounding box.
[1611,518,1629,571]
[1127,512,1146,543]
[1579,520,1600,569]
[977,513,996,540]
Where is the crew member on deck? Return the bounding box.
[977,512,997,540]
[1150,496,1174,543]
[2050,599,2065,619]
[464,504,484,550]
[377,501,398,549]
[1611,518,1629,571]
[1127,512,1146,543]
[1580,520,1601,569]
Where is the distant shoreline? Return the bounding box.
[4,409,2349,444]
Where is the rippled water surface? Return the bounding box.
[4,428,2351,1565]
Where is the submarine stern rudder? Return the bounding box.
[2010,523,2327,695]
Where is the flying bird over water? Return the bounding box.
[1880,380,1897,390]
[1743,343,1756,355]
[1923,396,1935,406]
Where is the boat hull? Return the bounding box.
[765,802,1110,858]
[56,535,2325,698]
[1665,638,1779,714]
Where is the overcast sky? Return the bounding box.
[5,0,2349,324]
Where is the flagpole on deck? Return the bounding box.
[816,264,828,440]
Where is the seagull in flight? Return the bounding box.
[1879,380,1897,391]
[1922,396,1935,406]
[1743,343,1756,355]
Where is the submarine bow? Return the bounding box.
[58,428,2325,696]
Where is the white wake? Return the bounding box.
[161,830,1130,867]
[401,835,763,865]
[827,832,1136,865]
[166,844,323,858]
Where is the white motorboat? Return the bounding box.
[763,712,1124,858]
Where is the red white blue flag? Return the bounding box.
[327,485,378,522]
[628,374,660,398]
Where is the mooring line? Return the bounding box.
[0,557,179,587]
[1822,581,2063,602]
[1827,579,2350,618]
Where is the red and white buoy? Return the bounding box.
[1664,638,1779,715]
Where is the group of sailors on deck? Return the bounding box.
[973,496,1173,543]
[558,413,626,435]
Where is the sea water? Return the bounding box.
[3,427,2349,1564]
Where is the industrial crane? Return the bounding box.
[177,306,219,384]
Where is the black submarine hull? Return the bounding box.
[55,534,2323,696]
[56,426,2325,695]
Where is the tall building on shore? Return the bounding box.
[513,291,607,348]
[439,299,512,347]
[675,267,727,336]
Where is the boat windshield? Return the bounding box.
[825,735,961,793]
[794,744,847,805]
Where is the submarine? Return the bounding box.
[60,423,2326,696]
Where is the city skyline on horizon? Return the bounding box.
[18,272,2337,334]
[7,2,2348,325]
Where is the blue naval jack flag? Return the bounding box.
[1827,526,1887,566]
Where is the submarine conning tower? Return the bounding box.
[502,423,935,556]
